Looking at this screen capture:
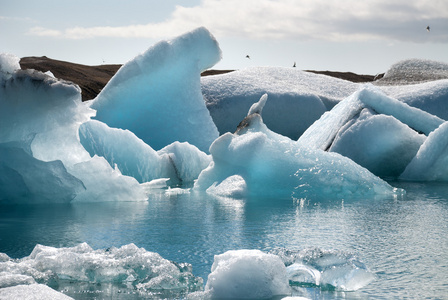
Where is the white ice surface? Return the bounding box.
[0,284,74,300]
[201,67,357,139]
[205,249,290,299]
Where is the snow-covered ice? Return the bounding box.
[201,66,358,139]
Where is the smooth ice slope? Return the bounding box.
[0,54,146,203]
[400,121,448,181]
[204,249,290,299]
[195,94,399,199]
[80,120,211,185]
[202,67,358,139]
[91,27,220,153]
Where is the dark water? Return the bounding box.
[1,182,448,299]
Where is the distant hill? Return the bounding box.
[19,56,380,101]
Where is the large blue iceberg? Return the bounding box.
[90,27,220,153]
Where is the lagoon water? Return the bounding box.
[1,181,447,299]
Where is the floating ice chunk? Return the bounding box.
[329,110,426,178]
[1,243,203,297]
[205,175,247,199]
[196,94,399,199]
[0,63,147,202]
[205,249,290,299]
[400,121,448,181]
[202,67,348,139]
[90,27,220,153]
[272,248,376,291]
[0,274,36,288]
[80,120,211,185]
[0,284,74,300]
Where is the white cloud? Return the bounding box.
[27,0,448,42]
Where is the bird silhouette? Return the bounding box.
[246,55,251,59]
[293,62,296,67]
[426,25,430,32]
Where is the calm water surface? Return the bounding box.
[1,181,447,299]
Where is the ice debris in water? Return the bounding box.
[204,249,290,299]
[0,284,74,300]
[0,243,203,298]
[271,247,376,291]
[195,94,401,199]
[90,27,220,153]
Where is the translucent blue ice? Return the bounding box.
[90,27,220,153]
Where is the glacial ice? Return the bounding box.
[204,249,290,299]
[79,120,210,185]
[271,248,376,291]
[400,121,448,181]
[0,55,146,203]
[90,27,220,153]
[201,66,357,139]
[0,284,74,300]
[0,243,203,298]
[298,85,444,178]
[194,94,399,199]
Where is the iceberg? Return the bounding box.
[90,27,220,153]
[195,94,399,199]
[202,66,358,139]
[299,85,442,179]
[0,54,146,203]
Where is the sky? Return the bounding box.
[1,0,447,74]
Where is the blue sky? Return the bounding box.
[1,0,447,74]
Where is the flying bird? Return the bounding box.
[246,55,251,59]
[293,62,296,68]
[426,25,430,32]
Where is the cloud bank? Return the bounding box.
[28,0,448,42]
